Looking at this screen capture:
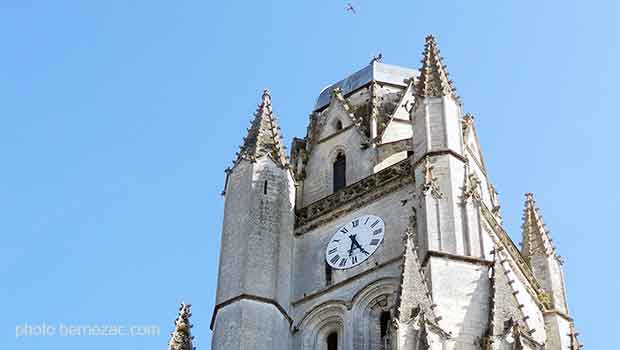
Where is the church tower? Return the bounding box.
[211,90,295,350]
[211,36,580,350]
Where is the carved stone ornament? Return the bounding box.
[461,113,474,140]
[489,184,502,220]
[420,156,443,199]
[408,208,418,242]
[463,172,482,202]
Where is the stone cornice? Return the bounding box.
[295,158,412,233]
[412,149,467,168]
[291,256,401,306]
[377,138,411,148]
[543,309,573,322]
[421,250,493,267]
[210,294,293,330]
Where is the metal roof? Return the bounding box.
[314,62,419,111]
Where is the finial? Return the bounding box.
[463,113,475,125]
[262,89,271,104]
[420,157,443,199]
[525,192,535,202]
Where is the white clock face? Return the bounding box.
[325,215,385,269]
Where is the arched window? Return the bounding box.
[325,261,333,286]
[333,153,346,192]
[380,311,391,350]
[335,119,343,131]
[327,332,338,350]
[380,311,391,338]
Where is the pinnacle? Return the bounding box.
[487,250,530,337]
[394,230,439,324]
[168,303,195,350]
[521,192,557,258]
[415,35,457,98]
[234,89,289,168]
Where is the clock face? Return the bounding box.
[325,215,385,269]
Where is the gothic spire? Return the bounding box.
[521,192,570,314]
[521,193,557,259]
[168,303,195,350]
[394,230,439,324]
[486,250,530,338]
[414,35,457,98]
[235,89,289,168]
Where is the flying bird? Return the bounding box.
[346,3,356,14]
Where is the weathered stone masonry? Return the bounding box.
[200,36,582,350]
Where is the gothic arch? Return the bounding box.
[298,301,348,350]
[328,145,348,163]
[329,146,348,193]
[351,278,399,350]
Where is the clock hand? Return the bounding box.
[348,235,356,256]
[356,243,370,256]
[350,235,370,255]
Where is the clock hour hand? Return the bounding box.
[349,235,370,256]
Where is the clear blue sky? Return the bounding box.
[1,1,617,349]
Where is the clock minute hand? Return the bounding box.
[348,235,356,256]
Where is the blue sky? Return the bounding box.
[1,0,618,349]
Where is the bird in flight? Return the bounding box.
[346,3,356,14]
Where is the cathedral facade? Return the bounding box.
[205,36,580,350]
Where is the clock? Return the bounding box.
[325,215,385,269]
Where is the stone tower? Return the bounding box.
[211,90,295,349]
[211,36,581,350]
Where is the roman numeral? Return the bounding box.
[330,255,340,264]
[328,248,338,255]
[352,219,359,228]
[339,258,347,267]
[340,227,349,234]
[370,220,380,228]
[351,256,358,264]
[373,228,383,235]
[370,239,381,246]
[364,217,370,225]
